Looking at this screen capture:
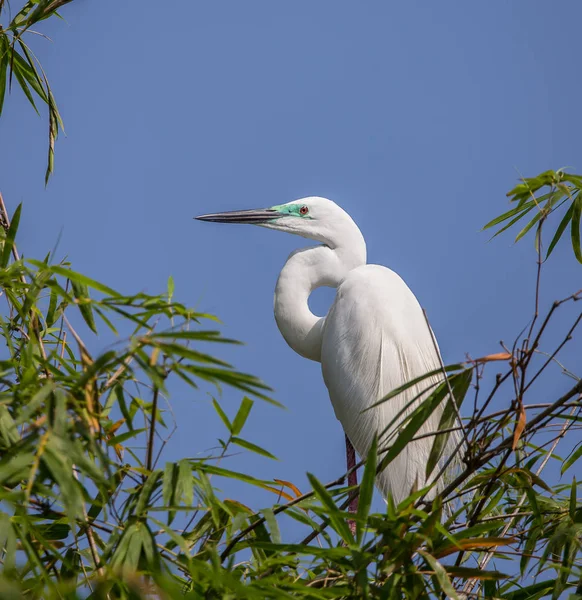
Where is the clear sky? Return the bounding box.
[1,1,581,522]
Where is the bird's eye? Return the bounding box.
[299,206,309,215]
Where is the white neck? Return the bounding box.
[273,232,366,362]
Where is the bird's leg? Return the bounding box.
[345,434,358,535]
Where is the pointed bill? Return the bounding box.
[195,208,280,224]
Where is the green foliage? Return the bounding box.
[0,1,70,183]
[0,186,579,598]
[483,168,582,262]
[1,5,581,596]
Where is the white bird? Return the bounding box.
[196,197,460,505]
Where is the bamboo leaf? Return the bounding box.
[434,536,516,559]
[547,201,575,259]
[150,517,190,555]
[212,399,232,432]
[16,41,48,102]
[444,566,508,580]
[232,397,253,435]
[562,443,582,475]
[108,428,146,446]
[482,199,536,231]
[571,194,582,263]
[135,470,163,516]
[0,37,8,115]
[231,437,277,460]
[10,57,40,114]
[151,330,240,344]
[195,464,294,501]
[419,550,459,599]
[514,209,545,243]
[307,472,353,544]
[367,364,464,411]
[262,508,281,544]
[70,280,97,333]
[46,285,59,327]
[356,434,377,544]
[167,275,174,301]
[0,203,21,268]
[426,369,471,478]
[28,262,121,296]
[379,380,450,473]
[177,459,194,507]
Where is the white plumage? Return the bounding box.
[197,197,459,504]
[321,264,454,502]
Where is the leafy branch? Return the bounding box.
[484,168,582,263]
[0,1,73,183]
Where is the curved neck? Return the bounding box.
[274,235,366,363]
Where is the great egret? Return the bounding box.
[196,197,460,505]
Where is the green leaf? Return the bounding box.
[167,275,175,301]
[426,369,472,479]
[151,329,241,345]
[262,508,281,544]
[15,382,54,425]
[177,459,194,507]
[231,437,277,459]
[367,363,464,411]
[489,208,536,240]
[562,442,582,475]
[0,37,8,115]
[503,580,553,600]
[307,472,353,544]
[16,41,48,102]
[150,517,189,555]
[108,428,146,446]
[232,397,253,435]
[46,285,59,327]
[379,379,450,473]
[195,464,276,492]
[135,469,163,516]
[0,405,20,447]
[34,522,70,540]
[212,399,232,432]
[569,477,577,520]
[70,280,97,333]
[482,199,536,231]
[419,550,459,599]
[0,203,21,268]
[163,463,176,508]
[110,522,141,571]
[571,194,582,263]
[356,434,377,544]
[10,57,39,115]
[60,548,81,581]
[546,198,575,259]
[514,208,545,243]
[28,262,121,296]
[444,565,508,580]
[150,341,231,366]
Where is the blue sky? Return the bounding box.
[1,1,581,522]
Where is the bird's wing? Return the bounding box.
[321,264,460,504]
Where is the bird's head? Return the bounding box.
[196,197,361,248]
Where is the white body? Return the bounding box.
[198,197,459,504]
[320,265,449,502]
[269,199,457,503]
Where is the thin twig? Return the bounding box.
[462,403,579,596]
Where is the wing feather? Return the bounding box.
[321,264,460,504]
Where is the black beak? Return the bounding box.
[195,208,280,224]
